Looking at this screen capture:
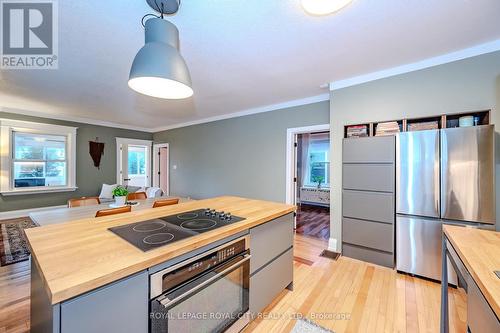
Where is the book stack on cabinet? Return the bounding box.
[341,136,395,268]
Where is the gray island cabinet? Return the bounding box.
[30,212,294,333]
[249,213,294,317]
[31,260,149,333]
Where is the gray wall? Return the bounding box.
[330,50,500,251]
[0,112,152,212]
[153,101,330,202]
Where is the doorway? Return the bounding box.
[286,125,330,241]
[153,143,170,196]
[116,138,152,187]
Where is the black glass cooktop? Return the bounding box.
[108,209,245,252]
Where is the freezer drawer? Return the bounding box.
[441,125,496,224]
[396,216,456,283]
[396,130,440,218]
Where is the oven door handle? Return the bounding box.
[159,253,251,308]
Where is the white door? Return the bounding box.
[153,143,170,196]
[159,147,169,194]
[117,138,152,187]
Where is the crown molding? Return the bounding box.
[0,107,154,132]
[329,39,500,91]
[2,41,498,133]
[150,93,331,132]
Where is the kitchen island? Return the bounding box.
[25,196,295,333]
[441,225,500,333]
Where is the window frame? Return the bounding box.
[0,119,77,195]
[306,143,330,188]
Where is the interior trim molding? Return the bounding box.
[285,123,330,209]
[150,93,330,132]
[329,39,500,91]
[328,238,338,252]
[0,204,67,220]
[0,107,153,133]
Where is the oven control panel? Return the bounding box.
[161,239,246,292]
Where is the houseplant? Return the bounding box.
[312,175,324,189]
[112,185,129,206]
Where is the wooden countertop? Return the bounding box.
[29,196,190,226]
[443,225,500,318]
[25,196,295,304]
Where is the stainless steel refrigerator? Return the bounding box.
[396,125,495,282]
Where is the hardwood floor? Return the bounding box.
[295,204,330,240]
[0,234,466,333]
[0,260,30,333]
[246,234,467,333]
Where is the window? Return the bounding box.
[0,119,77,195]
[306,134,330,187]
[128,146,146,177]
[13,133,67,188]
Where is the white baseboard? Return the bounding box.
[0,204,66,220]
[328,237,339,252]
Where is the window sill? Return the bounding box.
[0,187,78,196]
[302,185,331,189]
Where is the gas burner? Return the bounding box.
[143,233,175,245]
[133,221,167,232]
[177,212,199,220]
[180,219,217,230]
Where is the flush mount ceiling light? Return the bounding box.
[301,0,354,16]
[128,0,193,99]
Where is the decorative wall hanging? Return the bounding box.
[89,138,105,169]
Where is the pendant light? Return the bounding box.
[128,0,193,99]
[301,0,353,16]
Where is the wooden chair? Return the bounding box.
[152,198,179,208]
[68,196,100,208]
[126,192,147,201]
[95,206,131,218]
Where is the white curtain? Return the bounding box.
[300,134,311,188]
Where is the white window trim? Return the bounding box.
[0,118,78,195]
[285,124,330,205]
[306,150,330,187]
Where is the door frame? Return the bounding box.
[152,143,170,196]
[285,124,330,205]
[115,137,153,187]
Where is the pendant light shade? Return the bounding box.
[301,0,353,16]
[129,18,193,99]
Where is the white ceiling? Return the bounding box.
[1,0,500,132]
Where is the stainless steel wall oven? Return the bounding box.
[150,237,250,333]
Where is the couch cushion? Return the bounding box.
[99,184,116,199]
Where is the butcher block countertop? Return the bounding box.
[443,225,500,318]
[25,196,295,305]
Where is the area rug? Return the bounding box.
[291,318,335,333]
[0,217,38,266]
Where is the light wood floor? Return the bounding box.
[245,234,467,333]
[0,234,466,333]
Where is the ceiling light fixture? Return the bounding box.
[128,0,193,99]
[301,0,354,16]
